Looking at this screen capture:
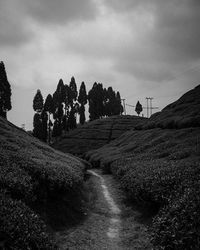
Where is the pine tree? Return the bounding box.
[68,77,78,129]
[88,82,97,121]
[69,76,78,104]
[33,89,44,113]
[44,94,54,144]
[62,84,71,132]
[135,101,143,116]
[106,87,115,116]
[88,82,104,121]
[56,79,65,103]
[41,110,48,142]
[64,84,70,116]
[79,105,85,125]
[53,102,63,136]
[78,82,87,125]
[33,113,43,139]
[0,61,12,119]
[33,89,45,141]
[113,91,122,115]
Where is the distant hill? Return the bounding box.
[0,117,85,249]
[137,84,200,129]
[85,84,200,250]
[53,115,146,156]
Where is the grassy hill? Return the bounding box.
[85,84,200,249]
[0,117,86,249]
[137,84,200,130]
[53,115,146,156]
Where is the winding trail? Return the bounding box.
[88,170,121,247]
[56,169,152,250]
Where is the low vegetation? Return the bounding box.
[0,117,85,249]
[53,115,146,156]
[85,84,200,249]
[136,84,200,130]
[86,126,200,249]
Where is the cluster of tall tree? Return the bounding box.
[33,77,87,142]
[88,83,123,120]
[32,90,48,142]
[33,77,123,143]
[0,61,12,119]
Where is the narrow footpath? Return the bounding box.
[56,169,152,250]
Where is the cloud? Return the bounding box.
[0,0,98,47]
[2,0,200,131]
[23,0,97,25]
[0,1,32,46]
[102,0,200,82]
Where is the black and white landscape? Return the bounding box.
[0,0,200,249]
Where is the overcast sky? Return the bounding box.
[1,0,200,130]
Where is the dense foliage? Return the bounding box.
[0,61,12,119]
[33,77,123,142]
[0,190,57,250]
[0,117,85,249]
[135,84,200,129]
[135,101,143,116]
[88,83,123,120]
[86,127,200,249]
[111,158,200,250]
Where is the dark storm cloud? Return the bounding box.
[104,0,200,82]
[23,0,97,24]
[0,1,31,46]
[0,0,97,47]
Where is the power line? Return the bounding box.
[126,98,159,117]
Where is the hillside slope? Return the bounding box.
[0,117,85,249]
[53,115,146,156]
[138,84,200,129]
[85,84,200,249]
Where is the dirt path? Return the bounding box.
[56,169,152,250]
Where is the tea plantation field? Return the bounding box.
[0,117,85,249]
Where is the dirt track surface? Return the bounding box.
[56,169,152,250]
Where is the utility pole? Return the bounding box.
[146,97,155,118]
[146,98,148,118]
[126,98,158,117]
[121,98,126,115]
[149,97,153,116]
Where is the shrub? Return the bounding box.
[111,158,200,249]
[0,190,57,249]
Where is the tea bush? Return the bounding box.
[0,117,85,249]
[111,158,200,249]
[0,190,57,249]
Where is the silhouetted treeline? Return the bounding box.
[0,61,12,119]
[33,77,123,143]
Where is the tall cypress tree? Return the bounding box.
[88,82,99,121]
[41,110,48,142]
[33,89,44,113]
[135,101,143,116]
[44,94,54,144]
[68,77,78,129]
[33,89,44,140]
[78,81,87,125]
[0,61,12,119]
[69,77,78,105]
[52,80,66,136]
[33,113,42,139]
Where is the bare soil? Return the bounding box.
[55,169,152,250]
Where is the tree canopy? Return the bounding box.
[0,61,12,119]
[33,90,44,113]
[135,101,143,116]
[32,76,123,140]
